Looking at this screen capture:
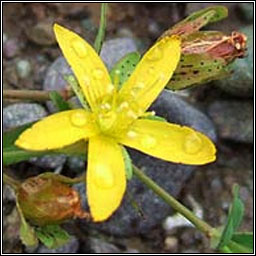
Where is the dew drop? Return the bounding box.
[127,110,137,119]
[141,135,156,149]
[147,46,163,61]
[118,101,129,110]
[83,76,91,87]
[93,68,104,80]
[70,110,88,127]
[107,83,115,93]
[127,130,137,139]
[72,40,88,58]
[148,66,155,75]
[184,132,203,154]
[93,163,115,189]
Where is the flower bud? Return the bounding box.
[17,175,89,226]
[181,31,247,63]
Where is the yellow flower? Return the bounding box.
[15,24,216,222]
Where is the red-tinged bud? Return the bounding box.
[17,175,89,226]
[181,31,247,63]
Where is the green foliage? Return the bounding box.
[232,232,253,250]
[141,115,167,122]
[210,184,252,253]
[178,5,228,26]
[122,147,133,180]
[49,91,71,111]
[110,52,141,88]
[35,225,70,249]
[63,74,89,110]
[16,201,38,247]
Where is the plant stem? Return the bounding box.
[94,3,107,54]
[3,89,74,102]
[3,173,21,191]
[133,165,213,236]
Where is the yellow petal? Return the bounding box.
[15,109,97,151]
[118,36,181,114]
[54,24,112,111]
[119,119,216,165]
[87,135,126,222]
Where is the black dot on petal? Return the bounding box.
[208,69,212,72]
[180,58,184,62]
[200,62,204,66]
[193,70,199,74]
[121,65,125,69]
[132,63,136,67]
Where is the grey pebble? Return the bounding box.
[100,38,138,70]
[208,100,253,143]
[16,59,31,79]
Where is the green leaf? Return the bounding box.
[3,123,87,166]
[231,184,244,231]
[181,5,228,24]
[232,232,253,251]
[167,52,231,90]
[94,3,108,54]
[217,184,245,249]
[16,201,38,247]
[35,224,70,249]
[49,91,71,111]
[110,52,141,89]
[122,147,133,180]
[160,6,228,38]
[141,115,167,122]
[63,74,89,110]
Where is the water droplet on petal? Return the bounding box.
[147,46,163,61]
[93,68,104,80]
[72,40,88,58]
[100,103,111,110]
[70,110,88,127]
[148,66,155,75]
[107,83,115,93]
[119,101,129,110]
[127,110,137,119]
[184,132,203,154]
[93,163,115,189]
[141,135,156,149]
[127,130,137,139]
[83,76,90,87]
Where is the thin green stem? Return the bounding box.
[94,3,108,54]
[133,165,213,236]
[3,173,21,191]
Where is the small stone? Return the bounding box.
[67,156,85,173]
[37,236,79,253]
[164,236,178,252]
[3,103,47,131]
[3,38,20,59]
[208,100,253,143]
[26,21,56,46]
[100,38,138,70]
[16,59,32,79]
[88,238,121,253]
[29,155,66,169]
